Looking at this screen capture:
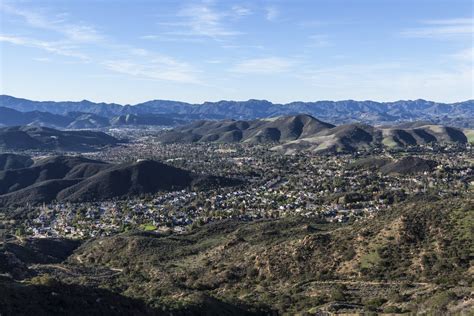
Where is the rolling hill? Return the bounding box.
[159,114,335,144]
[0,126,120,152]
[157,115,471,153]
[0,156,240,207]
[275,123,469,154]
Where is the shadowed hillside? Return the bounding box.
[0,126,120,152]
[0,154,33,170]
[351,156,438,175]
[0,156,241,207]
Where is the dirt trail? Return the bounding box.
[29,263,123,279]
[297,279,431,287]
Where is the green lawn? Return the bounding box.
[141,224,157,231]
[463,129,474,143]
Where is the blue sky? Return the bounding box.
[0,0,472,104]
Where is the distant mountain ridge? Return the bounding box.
[1,95,472,128]
[0,106,184,129]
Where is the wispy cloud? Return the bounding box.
[231,57,296,74]
[401,18,473,39]
[297,60,473,102]
[1,2,103,43]
[144,3,253,42]
[146,3,253,42]
[265,6,279,21]
[102,58,199,83]
[159,3,242,40]
[0,35,90,61]
[221,44,264,50]
[1,3,202,84]
[139,33,205,43]
[231,5,252,17]
[140,35,159,40]
[0,2,99,62]
[100,45,203,83]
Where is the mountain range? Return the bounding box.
[0,106,184,129]
[1,95,472,128]
[0,155,240,207]
[0,126,120,152]
[157,114,471,154]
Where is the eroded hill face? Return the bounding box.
[0,156,240,207]
[158,115,471,154]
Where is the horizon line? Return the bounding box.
[1,94,472,107]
